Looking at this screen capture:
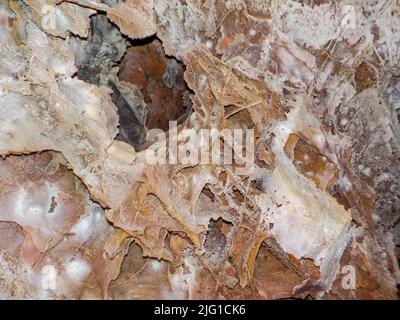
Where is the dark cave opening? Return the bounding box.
[72,14,192,151]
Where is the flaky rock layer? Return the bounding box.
[0,0,398,299]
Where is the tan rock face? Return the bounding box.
[0,0,398,299]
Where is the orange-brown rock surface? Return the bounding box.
[0,0,398,299]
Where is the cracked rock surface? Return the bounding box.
[0,0,399,299]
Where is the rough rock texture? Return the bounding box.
[0,0,399,299]
[118,38,189,131]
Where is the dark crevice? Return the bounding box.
[117,36,192,132]
[71,13,192,151]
